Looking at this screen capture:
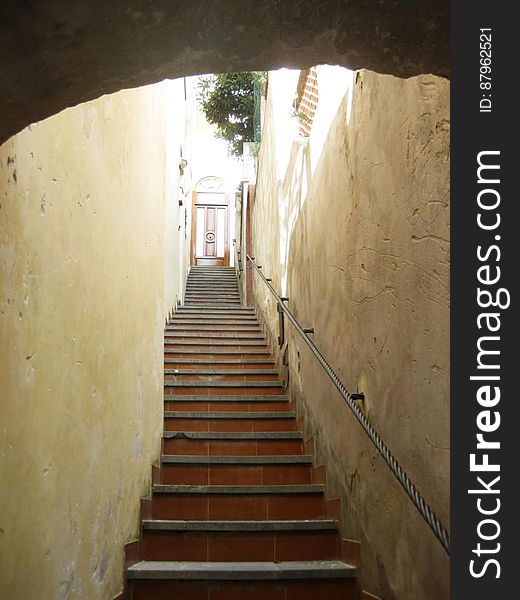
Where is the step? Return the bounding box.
[186,282,237,286]
[187,274,237,277]
[153,484,321,495]
[170,318,258,324]
[143,519,336,531]
[169,322,259,328]
[164,399,290,413]
[164,341,269,347]
[163,411,293,432]
[127,575,356,600]
[162,431,303,457]
[164,395,287,402]
[166,328,263,335]
[164,411,294,419]
[152,484,325,520]
[184,304,243,309]
[173,309,255,314]
[164,354,274,363]
[185,287,239,290]
[164,349,271,355]
[185,286,238,290]
[185,294,241,299]
[164,382,283,395]
[164,381,281,387]
[162,432,302,440]
[164,359,275,365]
[126,559,356,580]
[161,455,313,485]
[164,369,278,376]
[169,322,258,329]
[165,332,265,339]
[140,520,340,562]
[183,302,242,306]
[180,305,248,311]
[161,455,311,465]
[165,374,280,384]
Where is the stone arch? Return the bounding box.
[0,0,449,145]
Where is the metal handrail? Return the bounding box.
[247,255,451,555]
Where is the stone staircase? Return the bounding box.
[125,266,358,599]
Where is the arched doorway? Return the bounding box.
[190,176,230,266]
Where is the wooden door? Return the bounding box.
[191,188,229,266]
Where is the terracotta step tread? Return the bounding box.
[184,300,242,304]
[164,341,269,347]
[165,349,269,355]
[170,319,258,324]
[164,381,282,388]
[184,298,241,309]
[186,284,238,288]
[167,325,261,330]
[165,333,265,339]
[126,560,356,580]
[166,319,262,331]
[165,369,278,375]
[162,432,302,440]
[164,359,275,365]
[175,310,255,315]
[181,305,245,310]
[169,324,259,328]
[142,519,337,531]
[164,395,287,402]
[185,294,240,296]
[188,271,236,274]
[161,455,312,464]
[152,484,324,494]
[170,317,258,322]
[164,411,294,419]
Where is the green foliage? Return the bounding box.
[197,72,266,157]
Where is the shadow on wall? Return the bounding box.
[252,68,450,600]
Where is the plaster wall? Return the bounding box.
[0,80,187,599]
[252,67,450,600]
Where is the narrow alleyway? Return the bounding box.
[125,266,358,598]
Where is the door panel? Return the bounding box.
[191,190,229,266]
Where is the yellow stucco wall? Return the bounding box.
[252,69,450,600]
[0,82,186,599]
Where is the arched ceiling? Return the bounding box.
[0,0,449,145]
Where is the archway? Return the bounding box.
[1,0,449,145]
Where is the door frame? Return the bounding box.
[190,186,230,266]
